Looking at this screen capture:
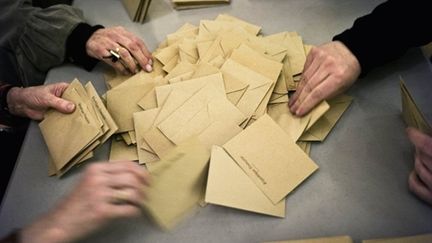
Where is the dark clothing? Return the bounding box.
[333,0,432,75]
[0,0,102,87]
[0,0,102,203]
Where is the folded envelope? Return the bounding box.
[299,95,353,142]
[362,234,432,243]
[263,235,353,243]
[220,59,273,119]
[106,80,155,133]
[142,137,210,230]
[230,44,283,83]
[275,100,330,142]
[223,114,319,204]
[158,88,246,145]
[205,146,285,217]
[215,14,261,35]
[157,81,229,141]
[109,137,138,161]
[134,109,160,164]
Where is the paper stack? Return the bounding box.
[39,79,118,176]
[122,0,152,23]
[171,0,230,10]
[101,14,353,229]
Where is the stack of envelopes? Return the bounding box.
[171,0,230,10]
[101,14,354,229]
[39,79,118,176]
[122,0,152,23]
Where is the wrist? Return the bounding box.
[20,212,71,243]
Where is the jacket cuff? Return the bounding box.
[66,23,104,71]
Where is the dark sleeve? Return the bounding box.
[333,0,432,75]
[65,23,104,71]
[0,230,20,243]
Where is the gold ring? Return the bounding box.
[109,48,121,63]
[111,190,129,204]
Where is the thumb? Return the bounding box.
[47,95,75,114]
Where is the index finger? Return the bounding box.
[407,127,432,157]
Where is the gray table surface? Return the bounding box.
[1,0,431,242]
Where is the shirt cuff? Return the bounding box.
[66,23,104,71]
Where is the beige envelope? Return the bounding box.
[155,73,225,107]
[159,92,246,145]
[142,137,210,230]
[299,95,353,142]
[275,100,330,142]
[215,14,261,35]
[223,114,319,204]
[107,81,155,133]
[220,59,274,119]
[296,141,311,155]
[154,44,179,66]
[85,82,119,144]
[179,42,199,64]
[157,81,228,141]
[109,137,138,161]
[197,120,243,149]
[263,235,353,243]
[39,87,100,173]
[162,55,179,73]
[362,234,432,243]
[205,146,285,217]
[134,109,160,164]
[230,44,283,83]
[166,26,198,46]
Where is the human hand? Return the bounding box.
[20,161,150,243]
[406,127,432,206]
[289,41,361,116]
[7,83,75,120]
[86,26,153,75]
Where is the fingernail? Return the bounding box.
[67,103,75,112]
[148,59,153,65]
[145,64,153,72]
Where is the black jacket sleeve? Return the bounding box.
[333,0,432,75]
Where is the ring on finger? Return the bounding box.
[111,190,129,204]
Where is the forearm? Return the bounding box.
[0,83,27,126]
[333,0,432,75]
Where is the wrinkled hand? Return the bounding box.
[7,83,75,120]
[289,41,361,116]
[86,26,153,75]
[406,127,432,206]
[20,161,150,243]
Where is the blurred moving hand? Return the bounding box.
[86,26,153,75]
[289,41,361,116]
[20,161,150,243]
[407,127,432,206]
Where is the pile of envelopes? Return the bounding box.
[262,234,432,243]
[122,0,152,23]
[171,0,230,10]
[39,79,118,176]
[101,14,354,229]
